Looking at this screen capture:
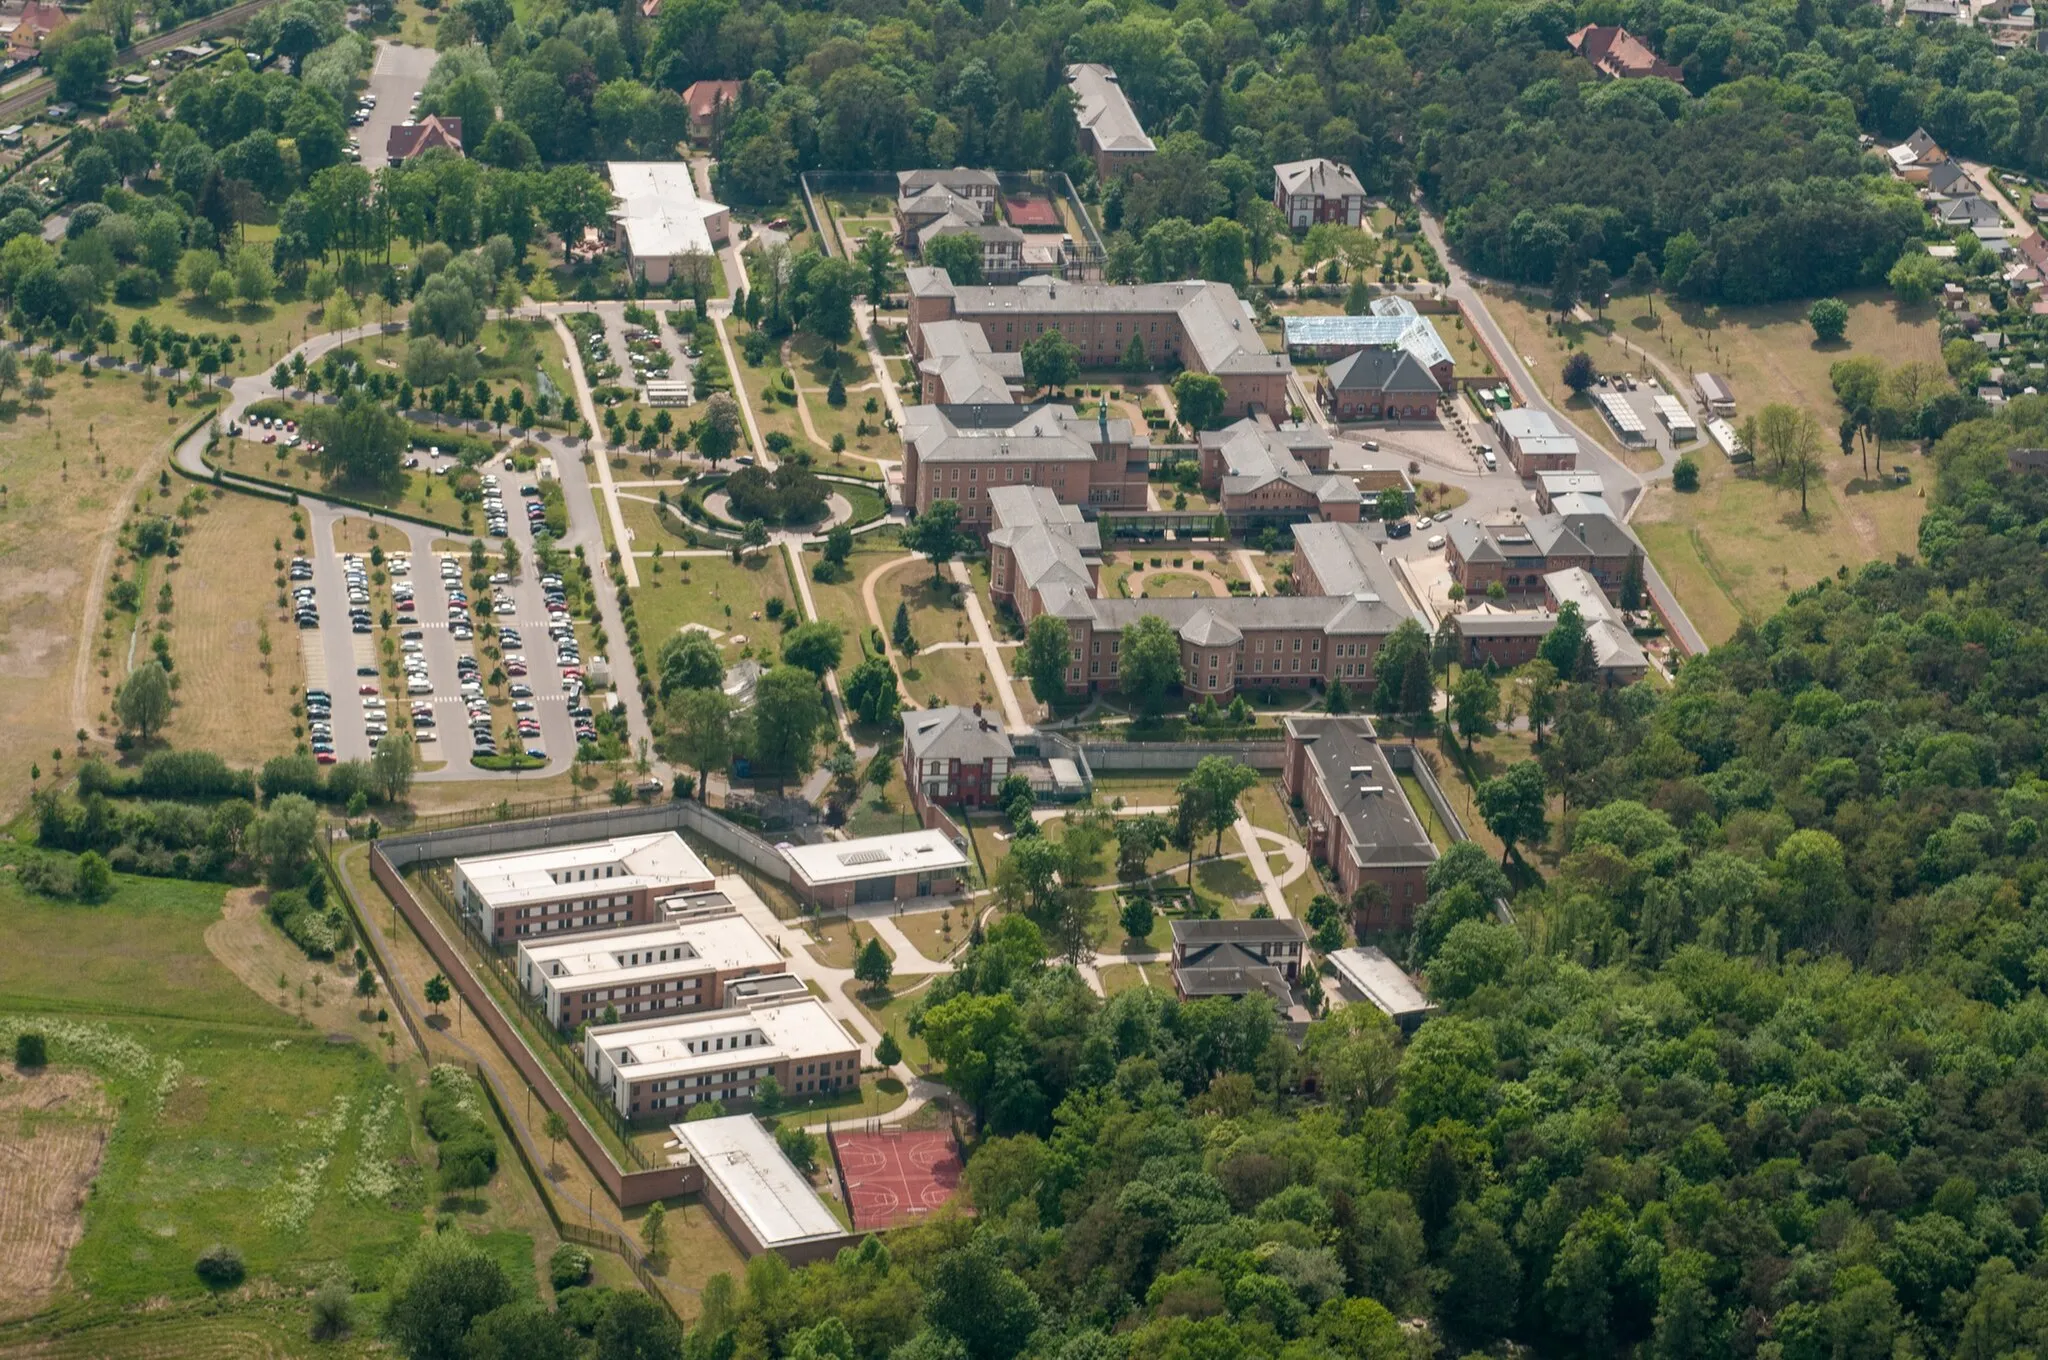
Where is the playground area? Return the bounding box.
[830,1127,965,1232]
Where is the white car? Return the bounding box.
[1426,534,1446,550]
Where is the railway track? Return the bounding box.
[0,0,279,125]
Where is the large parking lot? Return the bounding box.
[302,461,594,772]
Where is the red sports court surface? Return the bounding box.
[833,1129,964,1231]
[1004,196,1061,229]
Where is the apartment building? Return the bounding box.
[782,829,971,910]
[903,704,1015,816]
[516,910,784,1032]
[1198,415,1362,524]
[899,400,1151,528]
[1065,63,1155,178]
[907,269,1291,422]
[584,995,862,1118]
[1272,158,1367,228]
[453,832,716,944]
[1281,716,1438,928]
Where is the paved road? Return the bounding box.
[357,42,440,171]
[1412,204,1710,656]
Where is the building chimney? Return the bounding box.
[1098,403,1109,443]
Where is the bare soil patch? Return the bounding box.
[0,1062,112,1321]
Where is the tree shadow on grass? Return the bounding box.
[1195,859,1259,901]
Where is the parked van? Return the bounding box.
[1482,448,1497,471]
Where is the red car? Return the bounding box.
[359,684,379,695]
[315,751,337,764]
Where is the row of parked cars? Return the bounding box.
[290,555,318,628]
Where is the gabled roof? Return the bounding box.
[1274,158,1366,201]
[680,80,742,120]
[1324,347,1443,396]
[899,186,984,225]
[1290,521,1414,609]
[1064,63,1155,154]
[903,705,1014,764]
[387,115,463,162]
[1204,415,1362,506]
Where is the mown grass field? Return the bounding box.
[151,490,302,766]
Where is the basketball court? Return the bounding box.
[831,1128,964,1232]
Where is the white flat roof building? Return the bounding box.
[584,995,860,1117]
[455,832,715,914]
[517,912,784,1029]
[1326,946,1437,1032]
[781,829,969,889]
[670,1115,846,1256]
[608,162,731,284]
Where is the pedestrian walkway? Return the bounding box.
[949,559,1030,731]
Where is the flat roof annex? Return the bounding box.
[782,830,970,887]
[590,997,852,1081]
[671,1115,845,1249]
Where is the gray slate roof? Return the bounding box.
[1203,416,1360,506]
[1283,716,1437,872]
[1065,64,1155,154]
[913,275,1286,378]
[903,402,1141,467]
[1290,521,1416,610]
[1324,347,1443,397]
[988,487,1100,603]
[904,706,1015,763]
[1274,158,1365,200]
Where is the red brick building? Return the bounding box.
[900,400,1151,529]
[903,705,1015,817]
[1281,715,1438,930]
[907,269,1292,424]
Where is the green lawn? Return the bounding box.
[627,553,798,664]
[841,979,936,1072]
[0,873,283,1025]
[0,867,425,1315]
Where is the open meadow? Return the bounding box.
[0,365,201,818]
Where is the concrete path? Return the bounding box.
[721,875,958,1128]
[859,551,925,702]
[948,558,1030,731]
[1235,549,1270,595]
[783,539,854,745]
[708,312,768,462]
[1236,814,1293,919]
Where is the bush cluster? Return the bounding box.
[422,1065,498,1191]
